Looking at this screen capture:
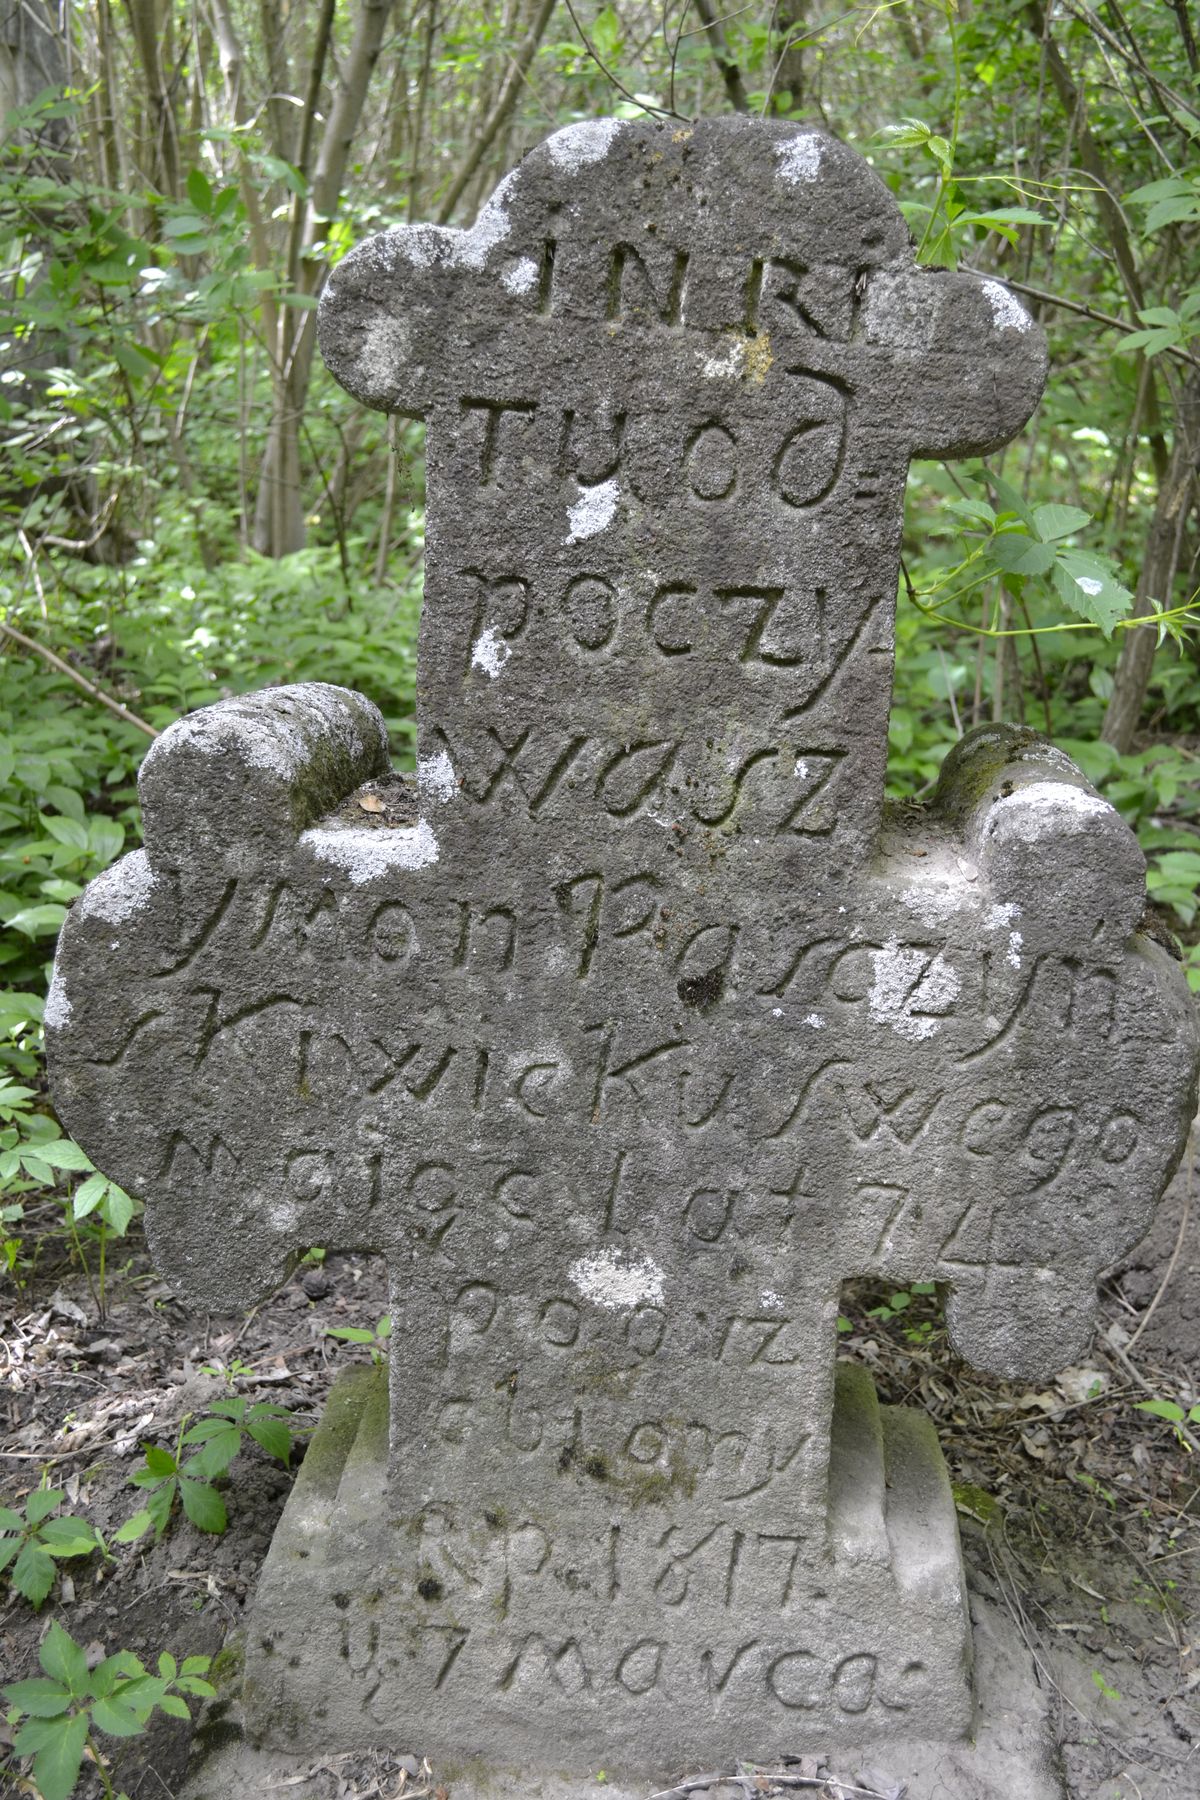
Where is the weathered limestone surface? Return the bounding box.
[48,117,1199,1783]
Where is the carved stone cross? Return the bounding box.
[49,119,1199,1783]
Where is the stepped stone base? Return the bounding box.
[243,1365,972,1785]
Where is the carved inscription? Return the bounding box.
[55,112,1199,1775]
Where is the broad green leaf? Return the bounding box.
[247,1414,292,1464]
[176,1675,216,1697]
[986,472,1036,530]
[92,1693,149,1737]
[990,534,1056,576]
[1127,177,1193,203]
[6,903,69,937]
[1135,1398,1185,1423]
[179,1476,227,1533]
[39,1517,99,1557]
[147,1484,176,1536]
[4,1676,72,1716]
[207,1398,246,1420]
[39,814,89,852]
[26,1486,64,1525]
[39,1620,87,1694]
[1051,552,1131,637]
[143,1444,177,1477]
[87,817,125,865]
[158,1692,191,1719]
[89,1651,144,1699]
[0,1504,23,1530]
[102,1183,136,1235]
[1031,503,1091,542]
[186,167,213,213]
[43,784,84,822]
[186,1424,239,1476]
[1115,326,1179,358]
[967,206,1046,226]
[14,1714,73,1755]
[113,1508,154,1544]
[13,1540,57,1607]
[158,1652,177,1681]
[30,1707,89,1800]
[181,1656,212,1677]
[73,1171,108,1219]
[30,1139,93,1172]
[1144,195,1200,232]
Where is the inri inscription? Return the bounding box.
[48,117,1199,1781]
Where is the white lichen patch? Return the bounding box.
[1006,930,1024,970]
[794,756,809,780]
[79,850,157,924]
[984,901,1021,930]
[997,779,1112,841]
[546,118,624,172]
[569,1247,664,1311]
[802,1012,825,1029]
[269,1197,300,1237]
[565,477,619,544]
[760,1290,784,1313]
[144,685,381,786]
[899,885,965,928]
[471,626,512,680]
[868,940,961,1042]
[981,278,1032,333]
[392,172,515,275]
[700,339,745,379]
[502,256,539,296]
[776,133,823,183]
[417,749,458,804]
[43,969,71,1030]
[300,819,439,884]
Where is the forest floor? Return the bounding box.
[2,1147,1198,1800]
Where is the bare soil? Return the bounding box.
[2,1145,1198,1800]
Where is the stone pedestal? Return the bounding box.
[244,1363,970,1781]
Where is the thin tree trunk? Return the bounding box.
[1101,376,1200,751]
[435,0,557,224]
[258,0,295,166]
[125,0,182,198]
[766,0,807,115]
[253,0,396,556]
[693,0,749,113]
[407,0,438,220]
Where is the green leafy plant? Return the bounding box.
[1134,1396,1200,1453]
[198,1357,257,1386]
[115,1398,297,1543]
[0,1487,104,1608]
[325,1313,393,1364]
[866,1282,940,1344]
[1115,296,1200,361]
[2,1620,213,1800]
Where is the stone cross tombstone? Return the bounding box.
[49,118,1200,1787]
